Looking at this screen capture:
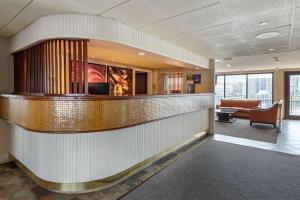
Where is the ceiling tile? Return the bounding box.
[171,3,231,31]
[254,44,290,54]
[221,0,293,19]
[139,20,186,38]
[0,0,97,37]
[102,0,167,28]
[294,8,300,25]
[0,0,31,35]
[188,22,241,40]
[142,0,218,17]
[251,37,290,48]
[237,10,292,33]
[296,0,300,8]
[71,0,128,14]
[207,34,246,47]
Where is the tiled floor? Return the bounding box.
[214,119,300,155]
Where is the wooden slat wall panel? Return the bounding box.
[83,41,88,94]
[13,39,88,94]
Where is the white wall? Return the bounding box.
[0,37,13,163]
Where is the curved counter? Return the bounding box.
[0,93,214,193]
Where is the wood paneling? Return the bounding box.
[13,39,88,94]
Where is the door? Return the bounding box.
[135,72,148,94]
[285,72,300,119]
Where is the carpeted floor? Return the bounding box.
[215,118,279,143]
[122,140,300,200]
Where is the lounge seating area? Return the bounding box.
[250,102,279,129]
[217,99,281,129]
[217,99,261,118]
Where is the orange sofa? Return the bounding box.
[250,102,279,129]
[218,99,261,118]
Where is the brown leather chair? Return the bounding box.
[249,102,279,129]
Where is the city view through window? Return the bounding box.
[215,73,273,108]
[289,75,300,116]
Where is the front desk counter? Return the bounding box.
[0,93,214,193]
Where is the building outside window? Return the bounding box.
[225,75,247,99]
[247,73,273,108]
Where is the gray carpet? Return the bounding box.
[122,140,300,200]
[215,118,279,143]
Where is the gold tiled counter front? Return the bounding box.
[0,94,214,133]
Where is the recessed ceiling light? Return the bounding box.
[226,64,231,67]
[215,59,223,63]
[256,32,280,39]
[195,67,200,70]
[259,21,268,26]
[138,52,145,56]
[269,48,275,51]
[91,55,95,58]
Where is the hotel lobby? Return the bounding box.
[0,0,300,200]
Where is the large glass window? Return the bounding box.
[215,73,273,108]
[225,75,247,99]
[215,75,225,105]
[247,73,273,108]
[289,75,300,115]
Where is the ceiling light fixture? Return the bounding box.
[256,32,280,39]
[273,57,280,64]
[91,55,95,58]
[215,59,223,63]
[195,67,200,70]
[269,48,275,51]
[138,52,145,56]
[226,64,231,67]
[259,21,268,26]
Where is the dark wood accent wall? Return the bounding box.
[13,39,88,94]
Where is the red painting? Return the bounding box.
[88,63,106,83]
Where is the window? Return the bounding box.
[215,73,273,108]
[215,75,225,105]
[225,75,247,99]
[247,73,273,108]
[164,73,183,94]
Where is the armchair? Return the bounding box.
[249,102,279,129]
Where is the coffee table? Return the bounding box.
[215,108,239,123]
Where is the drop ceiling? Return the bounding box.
[1,0,300,59]
[88,40,197,69]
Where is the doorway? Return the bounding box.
[285,72,300,119]
[135,72,148,94]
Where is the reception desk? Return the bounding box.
[0,93,214,193]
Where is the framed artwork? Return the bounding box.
[108,66,133,95]
[88,63,106,83]
[193,74,201,84]
[186,74,193,81]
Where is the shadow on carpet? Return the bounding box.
[215,118,279,143]
[122,140,300,200]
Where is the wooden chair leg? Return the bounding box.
[273,123,276,129]
[250,121,252,126]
